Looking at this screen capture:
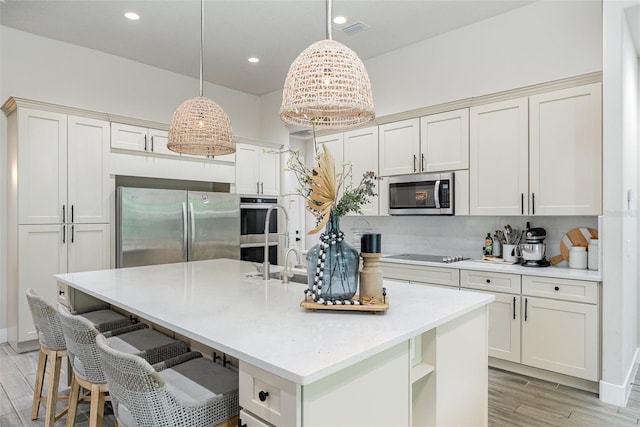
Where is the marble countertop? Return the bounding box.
[55,259,493,385]
[380,256,602,281]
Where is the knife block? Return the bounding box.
[359,252,383,301]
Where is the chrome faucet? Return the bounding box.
[264,204,289,280]
[282,247,301,284]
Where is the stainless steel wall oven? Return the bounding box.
[240,197,278,264]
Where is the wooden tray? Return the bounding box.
[549,227,598,265]
[300,294,389,313]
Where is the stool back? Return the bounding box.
[25,289,66,351]
[96,334,173,427]
[57,304,106,384]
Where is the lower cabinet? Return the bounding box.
[380,261,460,288]
[461,270,600,382]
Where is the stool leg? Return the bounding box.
[44,350,63,427]
[89,383,104,427]
[66,373,81,427]
[31,348,47,420]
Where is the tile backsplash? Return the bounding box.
[336,215,599,264]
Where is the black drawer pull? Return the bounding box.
[486,279,491,284]
[258,390,269,402]
[554,286,560,291]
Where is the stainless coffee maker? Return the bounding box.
[520,227,550,267]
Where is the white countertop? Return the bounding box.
[380,256,602,281]
[55,259,493,385]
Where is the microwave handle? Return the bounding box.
[434,180,441,208]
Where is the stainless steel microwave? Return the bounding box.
[388,172,454,215]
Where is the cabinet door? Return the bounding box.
[235,143,261,195]
[470,98,528,215]
[487,293,521,363]
[111,123,148,152]
[521,296,598,381]
[148,128,175,156]
[529,83,602,215]
[17,225,67,343]
[259,149,281,196]
[67,224,111,272]
[420,109,469,172]
[67,116,110,223]
[344,127,379,216]
[18,109,67,225]
[378,118,420,176]
[315,133,344,168]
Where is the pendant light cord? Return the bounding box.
[199,0,204,97]
[326,0,332,40]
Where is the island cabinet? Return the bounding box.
[3,100,112,351]
[470,83,602,216]
[235,142,281,196]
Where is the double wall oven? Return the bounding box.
[240,197,278,265]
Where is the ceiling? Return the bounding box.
[0,0,535,96]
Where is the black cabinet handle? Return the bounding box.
[532,193,536,215]
[486,279,491,284]
[521,193,524,215]
[62,225,66,244]
[258,390,269,402]
[151,135,154,152]
[524,298,528,321]
[513,296,516,320]
[144,134,148,151]
[62,205,66,223]
[421,153,425,172]
[554,286,560,291]
[71,225,74,243]
[71,205,74,223]
[59,289,65,296]
[413,154,417,172]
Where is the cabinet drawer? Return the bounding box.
[239,361,299,427]
[460,270,521,294]
[522,276,598,304]
[57,282,69,307]
[379,262,459,288]
[239,409,274,427]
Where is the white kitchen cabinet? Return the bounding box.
[469,97,529,216]
[378,118,420,176]
[315,133,344,167]
[461,270,521,363]
[343,126,379,216]
[380,261,460,288]
[111,123,175,156]
[529,83,602,215]
[235,143,280,196]
[11,223,110,349]
[16,110,110,225]
[420,108,469,172]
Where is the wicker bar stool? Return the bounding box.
[96,334,239,427]
[58,305,189,427]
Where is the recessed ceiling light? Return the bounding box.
[125,12,140,21]
[248,57,260,63]
[333,16,347,25]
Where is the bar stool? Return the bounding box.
[96,334,239,427]
[58,304,189,427]
[26,289,134,426]
[25,288,69,426]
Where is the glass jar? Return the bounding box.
[306,214,359,303]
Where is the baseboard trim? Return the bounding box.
[0,328,7,343]
[599,347,640,406]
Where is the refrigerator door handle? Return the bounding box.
[182,202,188,259]
[189,202,195,258]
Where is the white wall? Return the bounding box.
[0,26,264,338]
[600,0,640,406]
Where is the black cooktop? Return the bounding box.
[383,253,467,264]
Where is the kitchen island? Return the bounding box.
[56,258,493,426]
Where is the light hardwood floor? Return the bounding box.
[1,341,640,426]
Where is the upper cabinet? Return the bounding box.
[378,118,420,176]
[111,123,173,156]
[235,143,280,196]
[343,127,379,216]
[420,109,469,172]
[529,83,602,215]
[16,109,110,225]
[316,133,344,167]
[469,98,529,216]
[469,83,602,216]
[379,109,469,177]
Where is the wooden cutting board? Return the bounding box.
[549,227,598,265]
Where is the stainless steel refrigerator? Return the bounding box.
[116,187,240,268]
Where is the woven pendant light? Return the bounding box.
[168,0,234,156]
[280,0,375,130]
